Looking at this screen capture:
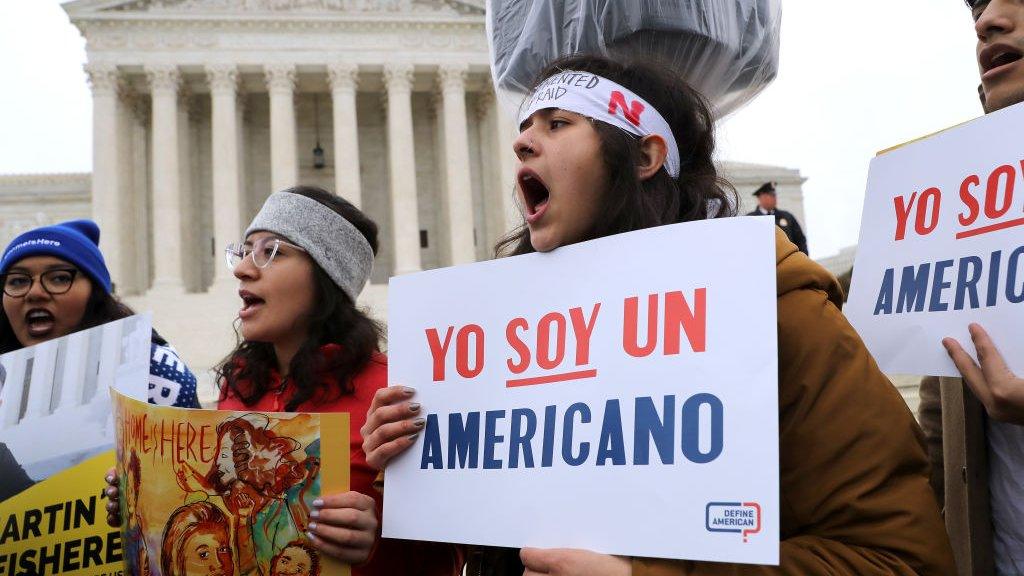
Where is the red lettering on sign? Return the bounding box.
[608,91,644,127]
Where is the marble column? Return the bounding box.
[384,63,421,275]
[437,64,476,266]
[207,64,243,284]
[327,63,362,207]
[264,64,298,192]
[476,88,507,254]
[496,104,521,233]
[128,99,152,290]
[85,64,126,291]
[177,89,198,292]
[145,64,185,292]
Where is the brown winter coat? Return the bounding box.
[633,229,957,576]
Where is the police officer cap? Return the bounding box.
[753,181,777,196]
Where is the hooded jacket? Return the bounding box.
[632,228,956,576]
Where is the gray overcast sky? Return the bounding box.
[0,1,985,258]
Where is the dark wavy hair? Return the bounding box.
[0,277,141,354]
[215,186,383,412]
[495,53,737,257]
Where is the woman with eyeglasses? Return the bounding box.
[105,187,462,575]
[0,219,201,409]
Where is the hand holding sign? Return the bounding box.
[361,385,422,470]
[943,323,1024,424]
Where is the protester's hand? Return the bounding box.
[944,323,1024,424]
[103,467,122,527]
[225,481,259,518]
[520,548,631,576]
[361,386,423,470]
[306,492,379,565]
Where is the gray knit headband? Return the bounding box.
[245,192,373,301]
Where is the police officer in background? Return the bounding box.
[746,181,808,254]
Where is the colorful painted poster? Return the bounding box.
[846,101,1024,375]
[0,315,152,575]
[384,218,780,564]
[112,390,350,576]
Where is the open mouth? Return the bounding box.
[24,308,56,338]
[981,44,1023,75]
[238,290,266,319]
[518,168,551,223]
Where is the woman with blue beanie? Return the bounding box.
[0,219,201,409]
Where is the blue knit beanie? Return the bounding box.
[0,220,113,294]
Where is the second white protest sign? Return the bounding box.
[847,102,1024,376]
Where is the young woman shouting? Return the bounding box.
[105,187,461,575]
[361,55,956,576]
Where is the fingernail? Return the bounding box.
[413,418,425,428]
[312,499,324,508]
[105,487,116,497]
[106,501,117,512]
[310,509,320,519]
[105,475,115,484]
[308,522,318,532]
[408,433,420,442]
[408,402,421,413]
[403,386,416,395]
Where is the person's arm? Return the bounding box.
[149,342,202,409]
[943,323,1024,424]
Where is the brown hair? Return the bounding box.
[270,540,321,576]
[205,414,303,496]
[216,186,384,412]
[160,502,230,576]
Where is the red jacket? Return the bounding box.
[219,346,462,576]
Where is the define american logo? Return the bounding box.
[705,501,762,542]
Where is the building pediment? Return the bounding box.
[63,0,484,16]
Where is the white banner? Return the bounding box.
[0,314,150,487]
[847,102,1024,376]
[383,218,779,564]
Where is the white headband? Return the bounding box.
[246,192,374,302]
[518,70,682,178]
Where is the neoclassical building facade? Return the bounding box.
[64,0,514,298]
[2,0,839,400]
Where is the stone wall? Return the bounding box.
[0,174,92,249]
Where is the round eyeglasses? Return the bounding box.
[225,237,307,271]
[1,269,79,298]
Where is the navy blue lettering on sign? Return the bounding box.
[873,246,1024,315]
[418,393,725,470]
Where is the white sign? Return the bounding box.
[383,218,779,564]
[0,314,151,484]
[847,102,1024,376]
